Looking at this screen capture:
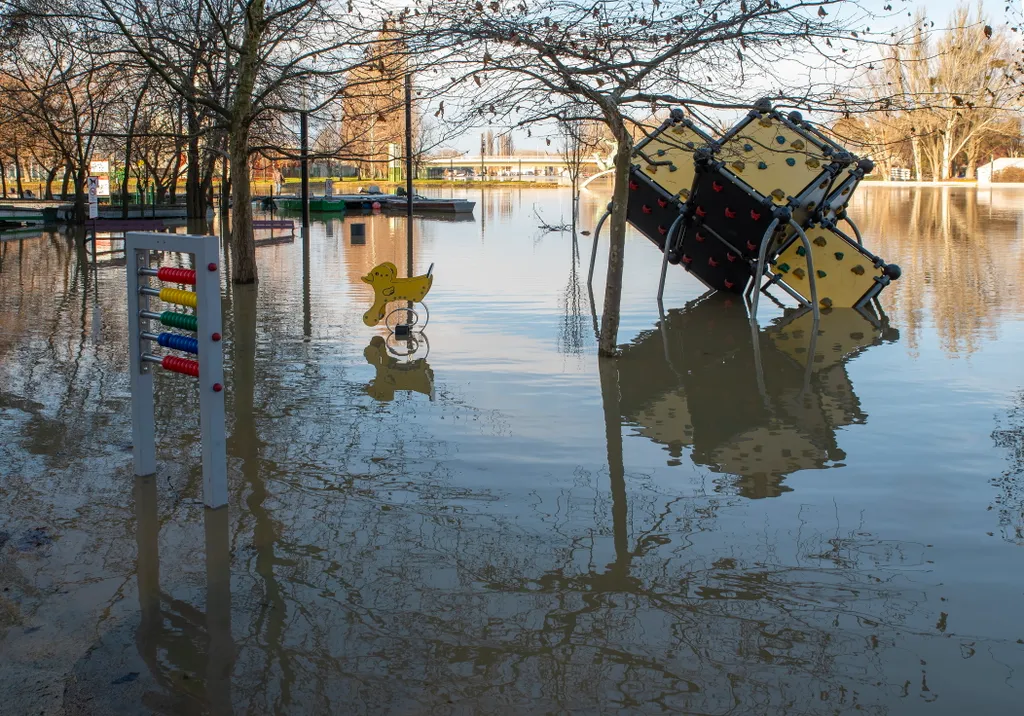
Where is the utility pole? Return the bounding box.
[405,74,414,278]
[300,110,310,229]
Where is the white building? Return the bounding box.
[976,158,1024,184]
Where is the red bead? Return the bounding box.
[212,332,221,341]
[208,263,217,271]
[213,383,223,392]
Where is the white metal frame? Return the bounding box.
[126,231,227,508]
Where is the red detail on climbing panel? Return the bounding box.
[657,198,668,208]
[747,240,757,252]
[750,210,761,221]
[156,267,196,285]
[727,253,737,262]
[724,280,735,289]
[629,180,639,190]
[641,205,652,214]
[724,208,736,219]
[712,181,723,192]
[695,232,706,243]
[657,225,667,235]
[708,256,719,267]
[695,206,706,218]
[682,255,693,264]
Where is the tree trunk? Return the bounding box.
[13,147,24,198]
[598,119,633,357]
[0,158,7,197]
[73,167,87,223]
[44,166,57,199]
[186,110,204,218]
[61,163,71,200]
[911,135,923,182]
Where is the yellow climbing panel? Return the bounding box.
[361,262,433,327]
[771,227,882,308]
[768,308,882,369]
[718,116,832,205]
[636,122,710,202]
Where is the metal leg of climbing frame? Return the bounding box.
[802,310,820,396]
[788,220,820,322]
[587,208,612,286]
[843,216,864,246]
[749,315,770,411]
[656,214,686,306]
[749,218,781,321]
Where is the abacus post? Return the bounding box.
[126,232,227,509]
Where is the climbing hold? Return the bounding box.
[726,252,737,262]
[796,246,806,256]
[770,189,785,200]
[657,149,666,156]
[641,205,652,214]
[724,207,736,219]
[657,225,668,235]
[669,165,678,172]
[712,181,723,192]
[786,158,796,167]
[695,231,706,243]
[790,139,805,151]
[820,297,833,308]
[834,252,844,260]
[731,161,745,173]
[682,254,693,264]
[629,180,639,190]
[759,117,773,128]
[807,158,821,169]
[813,236,827,247]
[758,161,768,170]
[851,265,866,275]
[657,198,668,208]
[816,270,827,278]
[746,240,757,252]
[679,189,690,200]
[708,256,719,267]
[695,206,706,218]
[724,280,735,289]
[778,263,791,272]
[743,143,753,152]
[750,210,761,221]
[792,267,806,279]
[776,136,786,145]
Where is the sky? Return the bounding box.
[434,0,1016,154]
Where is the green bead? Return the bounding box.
[161,311,197,332]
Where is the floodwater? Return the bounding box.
[1,184,1023,714]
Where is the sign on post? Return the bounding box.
[87,176,99,219]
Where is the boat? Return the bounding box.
[380,196,476,214]
[274,196,346,213]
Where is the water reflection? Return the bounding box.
[363,335,434,401]
[615,295,898,497]
[133,477,235,713]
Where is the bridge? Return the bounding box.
[422,147,617,179]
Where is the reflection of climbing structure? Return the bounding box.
[592,100,901,317]
[363,335,435,401]
[615,295,898,498]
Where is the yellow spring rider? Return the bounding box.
[361,262,434,332]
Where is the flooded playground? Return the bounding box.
[2,184,1024,714]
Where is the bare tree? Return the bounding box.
[412,0,879,354]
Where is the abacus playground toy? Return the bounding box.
[590,99,901,317]
[361,261,434,334]
[126,232,227,509]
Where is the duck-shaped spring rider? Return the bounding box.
[361,262,434,327]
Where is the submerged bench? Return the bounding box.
[88,219,166,235]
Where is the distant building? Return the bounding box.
[340,31,418,180]
[977,158,1024,184]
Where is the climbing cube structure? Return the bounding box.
[623,101,901,311]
